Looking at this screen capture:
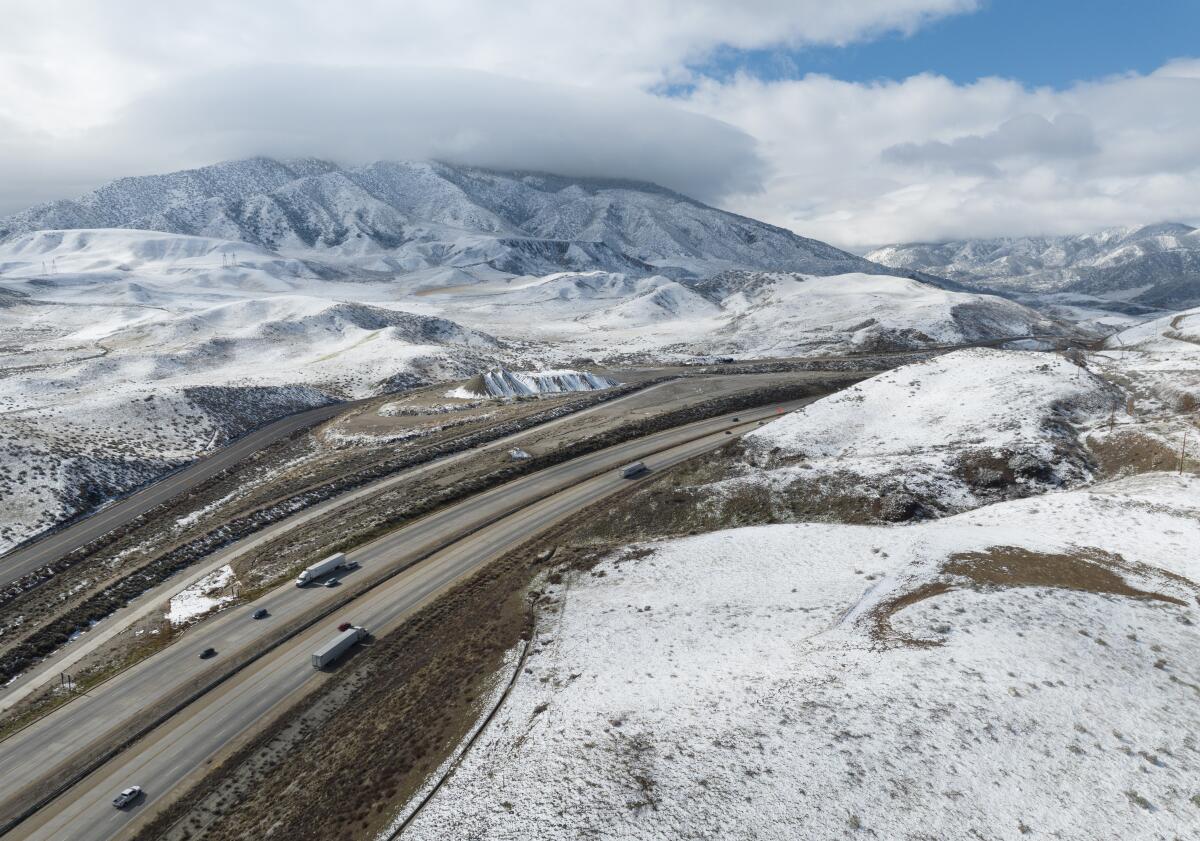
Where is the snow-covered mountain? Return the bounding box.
[866,223,1200,310]
[1,158,922,282]
[0,162,1085,553]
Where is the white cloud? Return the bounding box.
[0,0,974,213]
[684,62,1200,247]
[0,0,978,130]
[2,1,1197,247]
[0,66,763,214]
[882,113,1099,175]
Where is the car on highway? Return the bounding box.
[198,647,217,659]
[325,578,341,588]
[731,417,740,422]
[252,608,269,620]
[112,786,142,808]
[337,621,353,632]
[343,560,360,570]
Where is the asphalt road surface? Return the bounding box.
[1,400,814,840]
[0,378,696,711]
[0,400,354,587]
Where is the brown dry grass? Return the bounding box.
[1085,429,1190,477]
[869,545,1192,647]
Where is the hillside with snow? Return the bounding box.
[407,472,1200,841]
[732,348,1119,513]
[416,270,1077,359]
[0,158,920,282]
[591,349,1120,533]
[0,162,1090,554]
[867,223,1200,311]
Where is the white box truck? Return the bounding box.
[311,626,369,669]
[295,552,349,587]
[620,461,648,478]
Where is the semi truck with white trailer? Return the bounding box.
[620,461,648,478]
[311,626,369,669]
[295,552,350,587]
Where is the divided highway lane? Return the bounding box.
[0,378,689,711]
[0,400,355,586]
[1,400,816,840]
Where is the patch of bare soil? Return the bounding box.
[1086,427,1194,477]
[869,546,1195,647]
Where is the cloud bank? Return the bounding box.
[0,67,767,214]
[0,0,974,215]
[687,59,1200,247]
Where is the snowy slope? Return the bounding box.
[710,349,1121,519]
[451,368,619,399]
[405,472,1200,841]
[691,272,1068,356]
[0,158,911,280]
[0,230,511,554]
[867,223,1200,309]
[1105,306,1200,354]
[417,271,1076,359]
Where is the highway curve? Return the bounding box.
[1,399,814,841]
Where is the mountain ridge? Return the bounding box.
[0,157,946,284]
[867,223,1200,309]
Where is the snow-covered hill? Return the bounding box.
[412,270,1077,359]
[406,471,1200,841]
[0,163,1082,552]
[0,158,915,281]
[867,223,1200,310]
[0,234,508,554]
[726,348,1120,519]
[1105,306,1200,354]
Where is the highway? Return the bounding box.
[1,399,815,840]
[0,332,1075,589]
[0,400,355,587]
[0,378,695,711]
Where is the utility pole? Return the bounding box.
[1181,427,1189,475]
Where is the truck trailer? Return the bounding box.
[295,552,348,587]
[620,461,648,479]
[311,626,369,669]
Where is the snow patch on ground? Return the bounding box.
[449,368,620,399]
[164,564,236,627]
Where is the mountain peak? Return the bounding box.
[0,157,913,282]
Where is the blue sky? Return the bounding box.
[694,0,1200,89]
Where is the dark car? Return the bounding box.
[199,647,217,659]
[252,608,269,620]
[337,622,353,632]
